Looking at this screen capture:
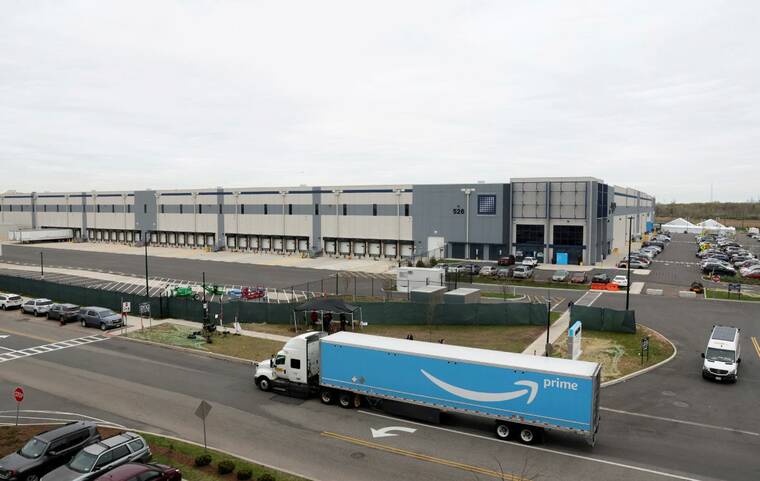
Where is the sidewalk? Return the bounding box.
[521,290,603,356]
[117,317,291,342]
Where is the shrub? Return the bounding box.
[237,469,252,480]
[194,454,212,467]
[415,259,425,267]
[256,474,276,481]
[429,257,438,266]
[218,460,236,475]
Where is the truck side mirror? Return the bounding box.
[737,358,741,363]
[700,353,705,358]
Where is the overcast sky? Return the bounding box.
[1,1,759,202]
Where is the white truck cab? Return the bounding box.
[701,325,741,382]
[254,331,325,396]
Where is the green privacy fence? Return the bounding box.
[569,305,636,333]
[0,274,550,326]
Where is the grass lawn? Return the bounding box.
[0,426,307,481]
[237,323,546,353]
[127,323,285,360]
[458,275,591,290]
[706,289,760,302]
[703,274,760,286]
[551,325,674,383]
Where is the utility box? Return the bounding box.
[567,321,583,360]
[444,288,481,304]
[396,267,444,293]
[410,285,446,304]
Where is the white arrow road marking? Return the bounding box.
[370,426,417,438]
[0,335,10,339]
[421,370,538,404]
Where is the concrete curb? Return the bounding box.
[601,323,678,388]
[3,422,322,481]
[115,334,255,366]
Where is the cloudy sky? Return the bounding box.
[1,1,758,202]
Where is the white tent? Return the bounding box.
[697,219,735,235]
[661,217,702,234]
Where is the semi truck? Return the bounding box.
[253,331,601,445]
[9,228,73,243]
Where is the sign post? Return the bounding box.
[13,387,24,426]
[121,300,131,333]
[194,400,212,451]
[641,336,650,365]
[139,302,151,330]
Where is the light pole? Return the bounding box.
[40,252,44,278]
[144,234,150,297]
[461,188,475,259]
[626,216,633,310]
[545,288,551,356]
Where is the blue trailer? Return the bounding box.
[253,331,601,445]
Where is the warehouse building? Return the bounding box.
[0,177,654,265]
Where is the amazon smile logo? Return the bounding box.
[420,370,538,404]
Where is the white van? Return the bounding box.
[701,325,741,382]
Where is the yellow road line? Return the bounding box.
[0,327,58,344]
[321,431,525,481]
[751,337,760,359]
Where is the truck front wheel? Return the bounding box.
[257,377,272,392]
[320,389,335,404]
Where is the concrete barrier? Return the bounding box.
[678,290,697,298]
[646,288,663,296]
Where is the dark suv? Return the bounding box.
[47,304,80,325]
[42,433,150,481]
[78,307,122,331]
[0,422,100,481]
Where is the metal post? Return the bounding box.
[144,239,149,298]
[16,402,19,426]
[335,272,339,296]
[202,417,207,451]
[545,289,551,356]
[626,216,632,310]
[40,251,44,278]
[461,188,475,260]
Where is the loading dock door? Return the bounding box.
[262,237,271,250]
[384,243,397,257]
[239,236,248,248]
[297,239,308,251]
[369,242,381,255]
[325,241,336,253]
[353,241,366,255]
[286,238,296,251]
[401,244,413,257]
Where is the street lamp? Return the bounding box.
[40,252,44,279]
[144,234,150,297]
[626,216,633,310]
[460,188,476,259]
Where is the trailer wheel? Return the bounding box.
[351,394,362,408]
[518,426,542,445]
[320,389,335,404]
[495,423,511,440]
[257,377,272,392]
[338,392,353,408]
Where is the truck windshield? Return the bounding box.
[706,348,735,363]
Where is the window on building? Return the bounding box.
[553,225,584,246]
[111,204,115,213]
[96,205,100,213]
[43,205,47,212]
[198,204,202,214]
[288,204,293,215]
[240,204,244,214]
[144,204,147,214]
[342,204,347,216]
[179,204,182,214]
[372,204,377,216]
[218,204,222,214]
[477,194,497,215]
[56,205,59,212]
[515,225,545,245]
[160,204,164,214]
[264,204,268,215]
[314,204,319,215]
[69,205,72,213]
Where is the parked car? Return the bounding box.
[21,298,54,316]
[461,264,481,275]
[92,464,180,481]
[47,304,81,325]
[743,270,760,279]
[478,265,497,276]
[736,259,760,269]
[521,257,538,267]
[612,275,629,287]
[42,433,151,481]
[702,263,736,276]
[0,422,100,481]
[496,255,516,266]
[78,307,123,331]
[617,258,648,269]
[511,265,534,279]
[591,273,610,284]
[0,293,23,310]
[570,272,588,284]
[551,270,570,282]
[496,267,512,278]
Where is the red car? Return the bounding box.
[94,463,181,481]
[241,286,267,300]
[497,255,516,266]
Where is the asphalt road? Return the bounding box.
[2,301,759,481]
